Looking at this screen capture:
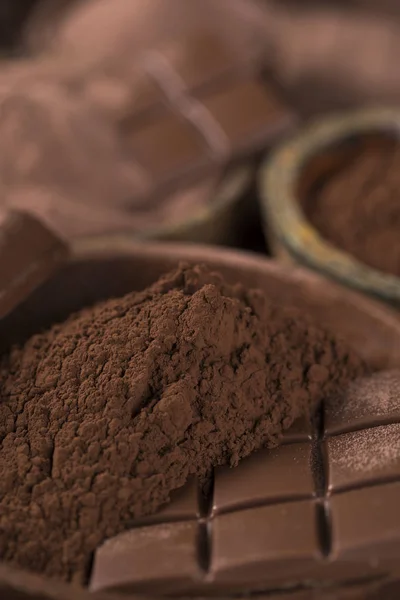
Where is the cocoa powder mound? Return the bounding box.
[304,138,400,277]
[0,264,366,584]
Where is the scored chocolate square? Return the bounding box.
[325,423,400,492]
[324,370,400,436]
[210,500,321,588]
[90,520,202,595]
[329,482,400,580]
[212,442,315,515]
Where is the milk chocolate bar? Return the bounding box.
[0,211,68,319]
[91,371,400,597]
[119,31,296,203]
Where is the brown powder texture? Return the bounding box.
[0,263,366,584]
[304,140,400,277]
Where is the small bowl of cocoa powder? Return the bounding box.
[259,108,400,306]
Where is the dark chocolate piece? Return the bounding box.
[90,371,400,597]
[0,211,68,319]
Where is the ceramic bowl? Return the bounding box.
[132,168,252,245]
[259,108,400,306]
[2,239,400,599]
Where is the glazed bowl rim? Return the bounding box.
[121,167,251,242]
[258,107,400,303]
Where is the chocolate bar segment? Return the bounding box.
[211,500,321,589]
[91,521,202,594]
[325,423,400,492]
[329,482,400,580]
[0,211,68,319]
[212,443,315,515]
[324,370,400,435]
[90,372,400,596]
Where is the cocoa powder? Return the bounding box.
[304,137,400,277]
[0,264,366,584]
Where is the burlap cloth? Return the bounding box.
[0,0,399,234]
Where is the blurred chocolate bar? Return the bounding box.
[119,31,296,203]
[4,27,295,240]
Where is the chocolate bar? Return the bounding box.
[0,211,68,319]
[119,31,296,204]
[90,370,400,597]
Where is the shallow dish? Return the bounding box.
[129,167,252,245]
[1,239,400,600]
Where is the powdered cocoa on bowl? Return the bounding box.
[0,263,366,584]
[302,136,400,277]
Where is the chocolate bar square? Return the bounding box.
[210,500,321,588]
[324,371,400,435]
[212,443,315,515]
[329,482,400,579]
[91,520,202,594]
[325,423,400,492]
